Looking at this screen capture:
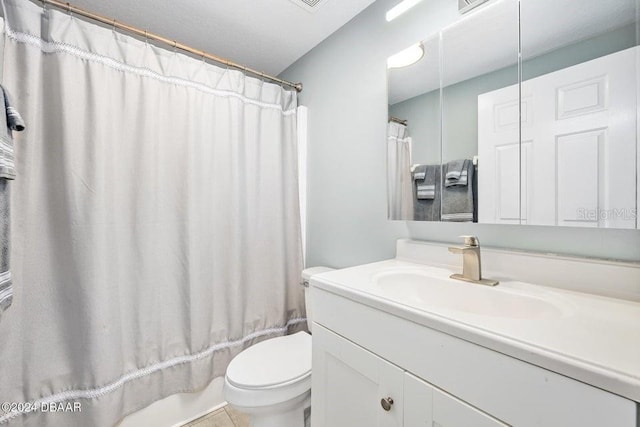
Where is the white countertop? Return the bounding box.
[312,258,640,402]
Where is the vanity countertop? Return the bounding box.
[311,259,640,403]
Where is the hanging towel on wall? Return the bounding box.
[0,84,25,320]
[413,164,436,200]
[444,158,469,187]
[442,159,475,222]
[413,164,441,221]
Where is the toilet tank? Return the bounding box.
[301,267,334,333]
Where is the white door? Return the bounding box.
[479,46,638,228]
[404,373,508,427]
[312,324,404,427]
[478,83,524,224]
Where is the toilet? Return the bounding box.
[223,266,333,427]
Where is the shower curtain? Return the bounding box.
[0,0,304,426]
[387,121,413,220]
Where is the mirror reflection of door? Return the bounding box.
[481,48,637,228]
[518,0,638,229]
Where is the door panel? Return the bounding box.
[404,371,433,426]
[478,84,522,224]
[479,46,638,228]
[312,324,403,427]
[432,387,507,427]
[556,130,603,227]
[495,143,521,223]
[522,46,637,228]
[404,373,508,427]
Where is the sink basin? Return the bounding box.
[372,269,565,319]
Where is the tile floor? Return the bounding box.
[184,405,250,427]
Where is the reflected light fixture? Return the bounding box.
[387,43,424,69]
[386,0,424,22]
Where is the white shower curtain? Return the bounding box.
[387,121,413,220]
[0,0,304,426]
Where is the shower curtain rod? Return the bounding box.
[389,116,408,126]
[38,0,304,92]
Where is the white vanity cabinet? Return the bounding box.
[404,373,506,427]
[313,324,508,427]
[313,324,404,426]
[311,283,638,427]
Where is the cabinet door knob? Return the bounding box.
[380,397,394,411]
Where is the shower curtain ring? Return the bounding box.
[66,2,73,18]
[144,29,148,45]
[201,50,207,64]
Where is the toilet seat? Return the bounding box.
[226,332,312,390]
[224,332,312,411]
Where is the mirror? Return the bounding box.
[387,0,519,222]
[442,0,519,223]
[386,0,639,228]
[387,34,440,220]
[519,0,639,228]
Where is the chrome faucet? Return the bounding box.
[448,236,498,286]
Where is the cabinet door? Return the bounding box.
[404,373,508,427]
[312,324,404,427]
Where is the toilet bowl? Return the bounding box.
[223,267,333,427]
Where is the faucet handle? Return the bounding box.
[459,235,479,247]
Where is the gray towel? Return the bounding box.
[413,164,436,200]
[413,169,426,180]
[413,165,441,221]
[0,85,24,180]
[0,85,25,320]
[442,160,475,222]
[0,180,11,316]
[444,159,468,187]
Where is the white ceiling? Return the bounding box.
[389,0,638,105]
[65,0,376,76]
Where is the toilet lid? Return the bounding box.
[226,331,311,389]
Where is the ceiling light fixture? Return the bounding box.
[387,43,424,69]
[386,0,425,22]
